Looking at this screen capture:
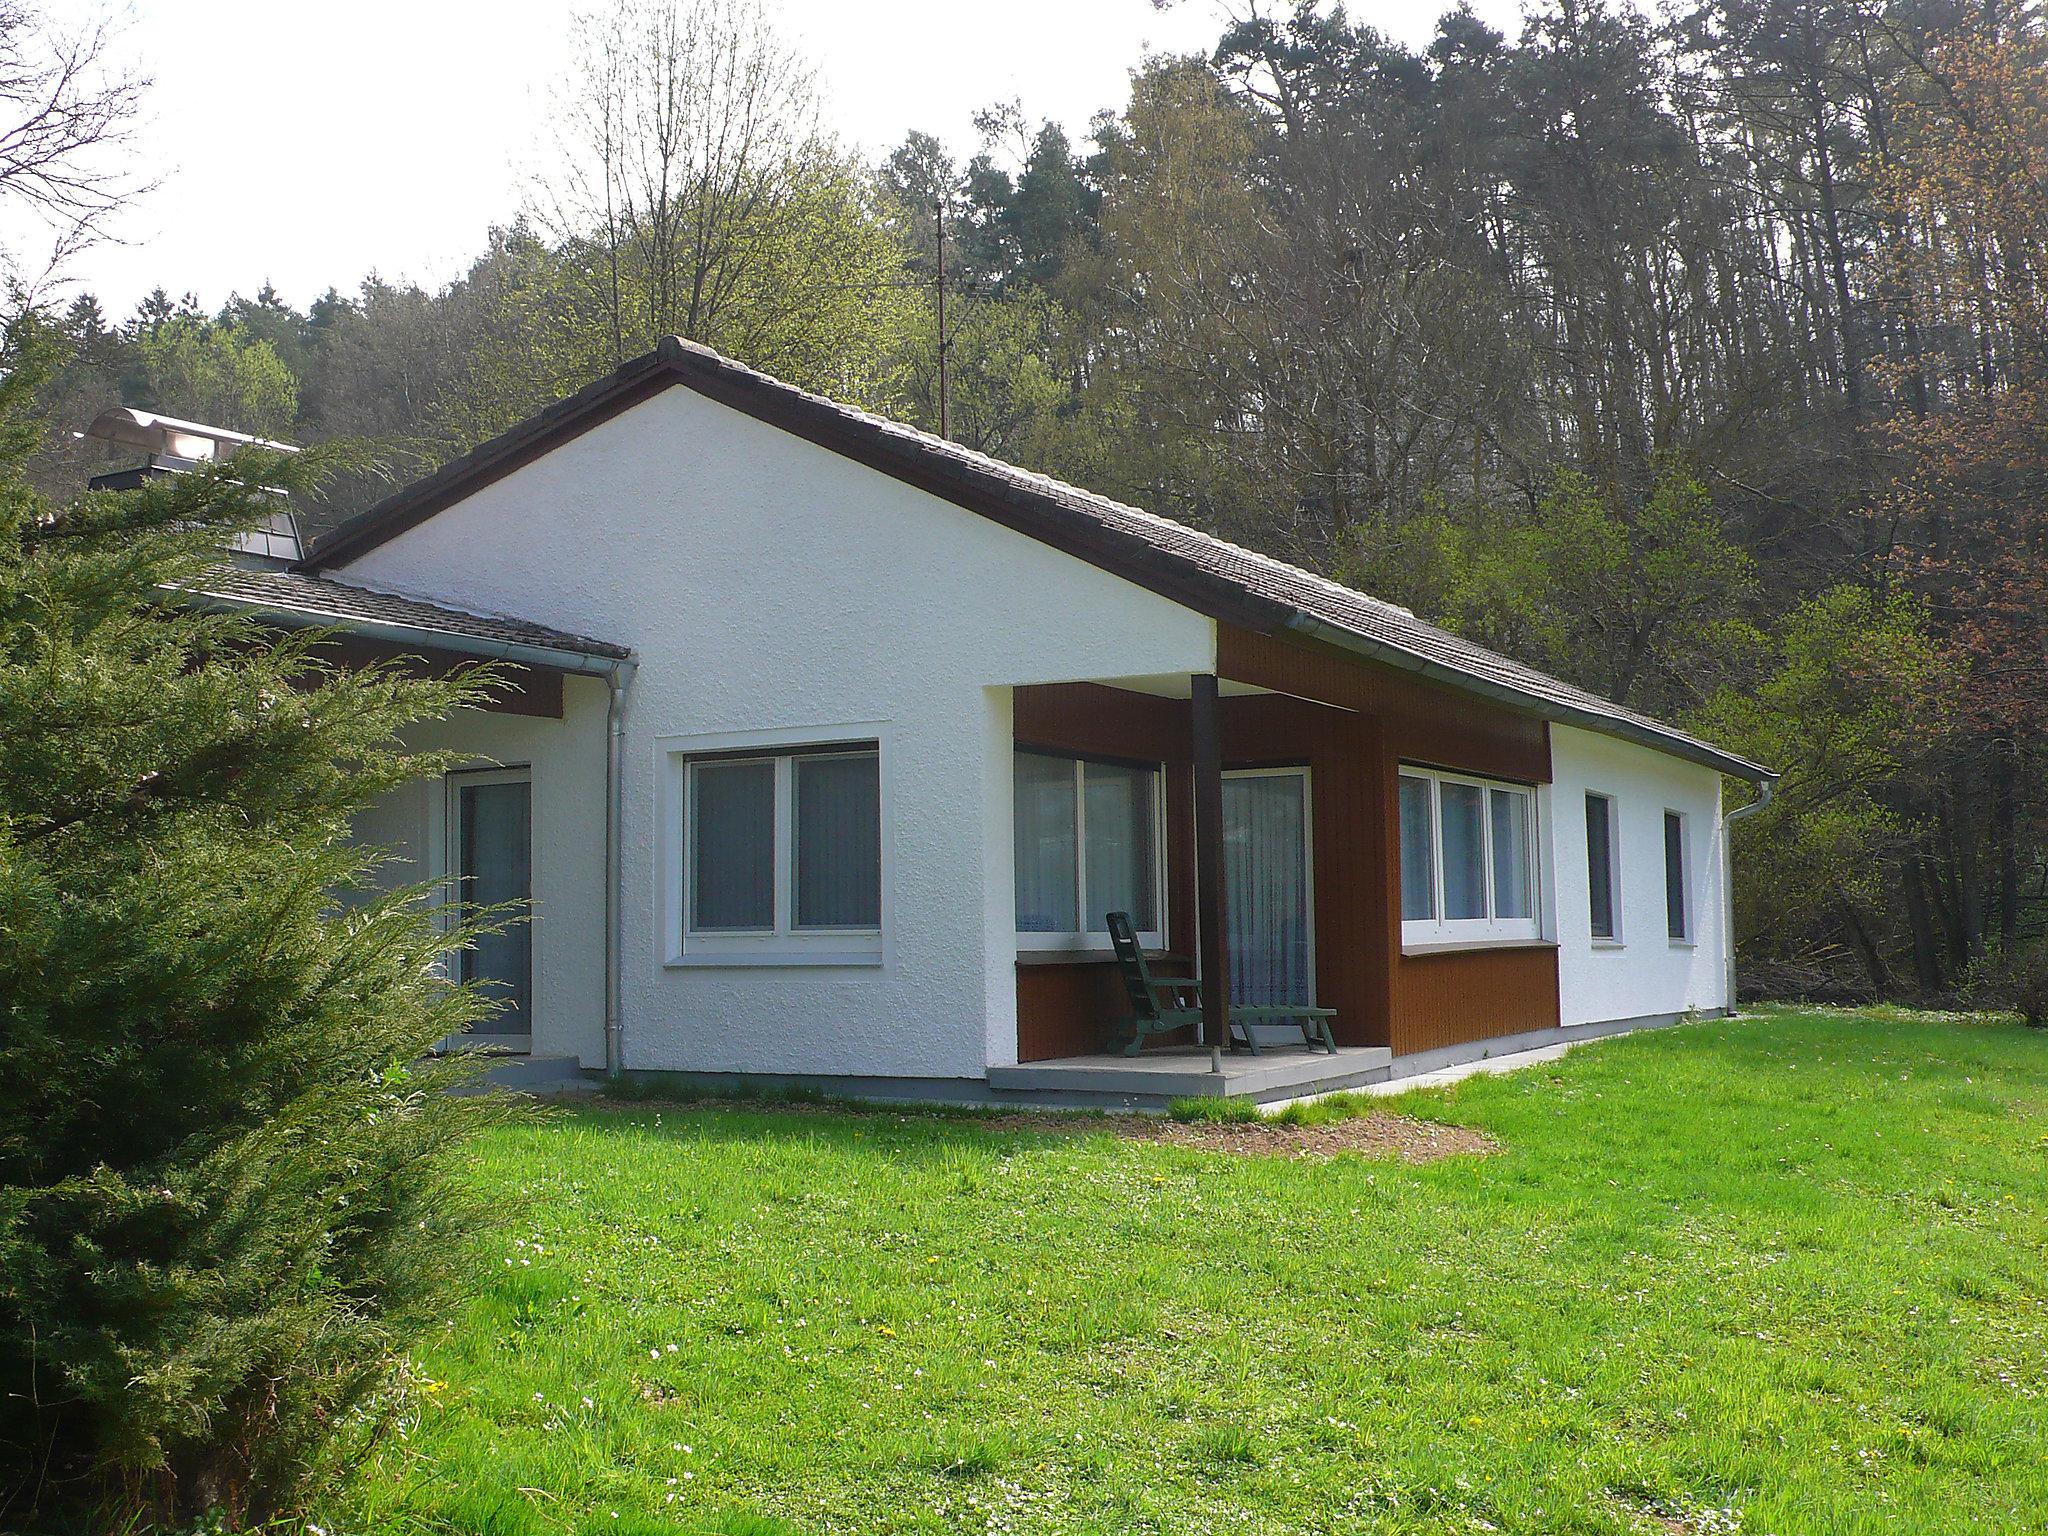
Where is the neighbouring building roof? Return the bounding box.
[189,565,631,667]
[303,337,1772,781]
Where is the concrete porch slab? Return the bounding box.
[987,1045,1395,1108]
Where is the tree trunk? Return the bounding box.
[1839,901,1895,995]
[1904,856,1947,994]
[1995,743,2020,948]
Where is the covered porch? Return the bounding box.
[1008,623,1564,1078]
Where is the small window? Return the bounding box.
[1015,751,1163,948]
[1399,766,1540,946]
[1586,791,1619,941]
[681,742,881,960]
[1664,809,1690,942]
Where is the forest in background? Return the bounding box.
[23,0,2048,1003]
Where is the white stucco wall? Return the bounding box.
[1547,723,1728,1026]
[348,678,611,1066]
[332,385,1216,1082]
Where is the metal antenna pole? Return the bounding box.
[935,198,949,441]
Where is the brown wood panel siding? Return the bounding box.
[1390,946,1560,1054]
[1016,961,1193,1061]
[1218,624,1549,785]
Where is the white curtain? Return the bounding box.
[692,760,774,929]
[1013,753,1078,933]
[458,779,531,1035]
[794,753,881,929]
[1398,774,1436,921]
[1224,773,1310,1007]
[1490,787,1532,920]
[1440,780,1487,920]
[1083,761,1156,932]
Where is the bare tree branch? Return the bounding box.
[0,1,150,292]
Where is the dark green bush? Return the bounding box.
[1960,937,2048,1028]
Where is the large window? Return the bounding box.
[681,742,881,961]
[1399,767,1539,945]
[1015,751,1162,948]
[1586,791,1619,941]
[1664,809,1691,942]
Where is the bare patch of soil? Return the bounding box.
[985,1110,1496,1163]
[570,1095,1494,1163]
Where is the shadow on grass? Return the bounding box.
[528,1092,1127,1167]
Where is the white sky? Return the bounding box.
[21,0,1522,316]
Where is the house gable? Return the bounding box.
[319,380,1220,690]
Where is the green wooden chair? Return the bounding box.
[1105,911,1338,1057]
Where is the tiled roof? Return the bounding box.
[306,337,1770,780]
[189,565,631,662]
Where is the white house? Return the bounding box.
[152,339,1772,1106]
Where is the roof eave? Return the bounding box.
[183,589,634,676]
[1283,614,1776,783]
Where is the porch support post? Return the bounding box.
[1191,672,1230,1074]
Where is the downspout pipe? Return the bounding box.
[1720,778,1775,1016]
[603,658,637,1080]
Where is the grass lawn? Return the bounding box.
[341,1007,2048,1535]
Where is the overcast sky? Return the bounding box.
[20,0,1521,316]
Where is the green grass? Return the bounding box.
[339,1006,2048,1535]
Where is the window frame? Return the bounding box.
[1013,749,1168,953]
[1398,765,1542,949]
[1585,790,1623,945]
[664,730,886,968]
[1663,807,1693,945]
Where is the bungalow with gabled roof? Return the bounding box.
[135,339,1772,1107]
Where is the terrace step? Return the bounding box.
[473,1054,598,1094]
[986,1045,1395,1109]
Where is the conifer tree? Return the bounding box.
[0,312,512,1531]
